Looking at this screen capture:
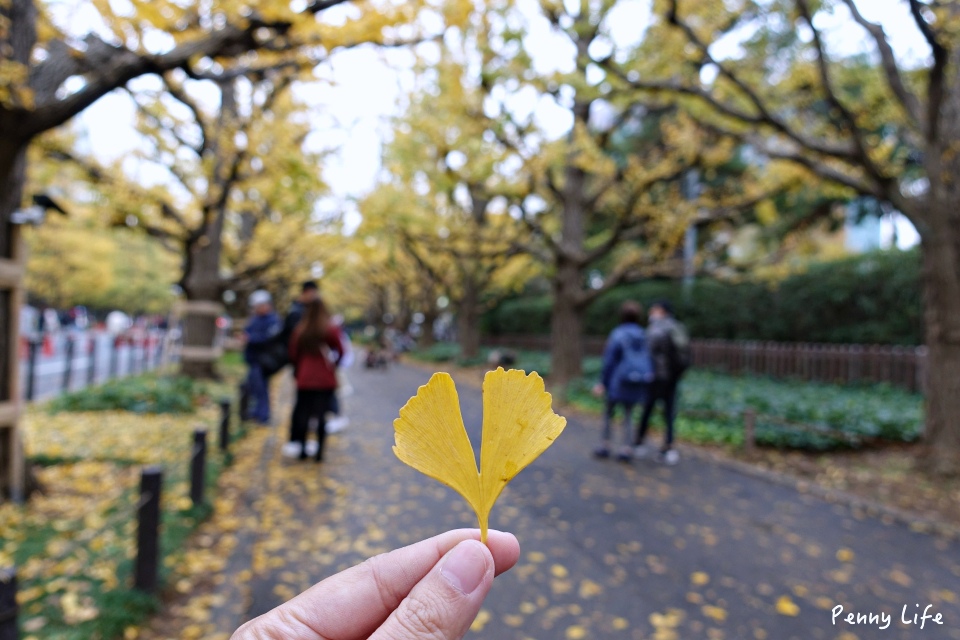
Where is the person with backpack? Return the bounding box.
[634,300,690,465]
[289,297,344,462]
[244,290,283,425]
[592,301,653,462]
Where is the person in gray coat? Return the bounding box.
[634,300,690,465]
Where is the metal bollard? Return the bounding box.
[218,400,231,452]
[190,429,207,507]
[134,466,163,592]
[62,336,75,392]
[25,339,39,401]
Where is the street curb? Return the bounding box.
[680,445,960,541]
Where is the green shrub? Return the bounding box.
[485,249,922,345]
[410,342,462,363]
[567,369,923,451]
[48,375,203,414]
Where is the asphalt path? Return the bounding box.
[240,363,960,640]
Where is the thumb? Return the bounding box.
[370,539,494,640]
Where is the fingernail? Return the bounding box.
[441,541,487,595]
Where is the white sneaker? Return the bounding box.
[281,442,302,458]
[661,449,680,466]
[634,444,651,459]
[327,416,350,434]
[305,440,319,457]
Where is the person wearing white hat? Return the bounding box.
[244,290,282,424]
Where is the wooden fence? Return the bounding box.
[482,335,928,393]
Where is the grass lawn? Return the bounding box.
[1,360,248,640]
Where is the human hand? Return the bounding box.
[231,528,520,640]
[592,383,605,398]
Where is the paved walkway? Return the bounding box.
[177,363,960,639]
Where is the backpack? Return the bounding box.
[619,332,654,385]
[665,321,691,379]
[257,334,290,377]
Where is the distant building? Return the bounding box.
[845,198,919,252]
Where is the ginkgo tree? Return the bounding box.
[474,0,771,388]
[44,69,328,377]
[377,51,536,359]
[0,0,435,497]
[25,217,177,314]
[350,188,451,340]
[610,0,960,474]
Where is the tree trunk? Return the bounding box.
[917,200,960,467]
[179,236,224,379]
[920,232,960,475]
[548,104,589,392]
[549,259,584,391]
[915,54,960,476]
[0,141,31,502]
[419,314,437,347]
[458,276,481,360]
[0,0,38,504]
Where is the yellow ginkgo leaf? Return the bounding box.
[393,368,566,542]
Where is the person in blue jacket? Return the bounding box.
[244,290,282,425]
[592,301,653,462]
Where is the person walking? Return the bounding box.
[634,300,690,465]
[244,290,282,425]
[289,297,344,462]
[281,281,320,456]
[592,301,653,462]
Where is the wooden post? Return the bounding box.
[0,567,16,640]
[743,408,756,451]
[190,429,207,507]
[238,383,250,422]
[218,400,231,452]
[135,466,162,592]
[62,336,74,393]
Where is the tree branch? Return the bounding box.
[796,0,889,187]
[21,0,353,137]
[161,75,209,156]
[576,256,686,307]
[836,0,923,128]
[605,62,856,161]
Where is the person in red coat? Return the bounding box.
[288,298,344,462]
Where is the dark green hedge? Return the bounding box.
[483,249,922,345]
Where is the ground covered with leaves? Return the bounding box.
[1,369,246,639]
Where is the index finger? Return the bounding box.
[233,528,520,640]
